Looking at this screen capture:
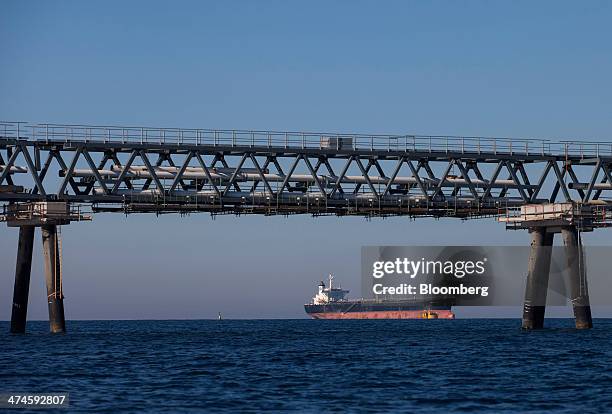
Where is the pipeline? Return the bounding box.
[66,166,539,190]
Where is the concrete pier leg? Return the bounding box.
[522,227,554,329]
[10,226,35,333]
[561,226,593,329]
[41,224,66,333]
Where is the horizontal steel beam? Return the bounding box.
[1,137,609,164]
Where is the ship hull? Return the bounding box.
[304,302,454,320]
[307,310,455,319]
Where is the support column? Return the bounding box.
[522,227,554,329]
[561,226,593,329]
[41,224,66,333]
[10,226,35,333]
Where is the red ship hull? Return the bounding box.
[308,310,455,320]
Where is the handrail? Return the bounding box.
[0,121,610,158]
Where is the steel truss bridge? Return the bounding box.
[1,122,612,222]
[1,121,612,333]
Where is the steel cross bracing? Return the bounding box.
[2,122,612,219]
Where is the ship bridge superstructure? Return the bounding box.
[312,275,349,304]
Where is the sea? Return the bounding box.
[1,319,611,413]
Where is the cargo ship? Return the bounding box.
[304,275,455,319]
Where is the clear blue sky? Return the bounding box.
[1,0,611,319]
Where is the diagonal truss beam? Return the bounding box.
[432,160,455,200]
[222,154,248,196]
[82,148,109,194]
[303,156,327,196]
[354,157,378,198]
[111,150,138,194]
[58,148,83,195]
[455,160,479,199]
[406,159,428,197]
[504,161,528,202]
[82,151,112,195]
[0,151,15,185]
[0,145,21,185]
[277,155,301,196]
[250,156,271,192]
[382,157,405,197]
[141,153,166,191]
[165,154,189,191]
[482,161,504,199]
[594,163,612,200]
[354,159,374,193]
[250,154,273,195]
[565,164,585,200]
[583,159,602,202]
[329,156,353,198]
[108,151,134,190]
[53,151,81,195]
[18,144,46,196]
[515,162,534,199]
[551,161,571,202]
[169,151,194,194]
[194,152,221,198]
[529,161,552,202]
[217,155,242,192]
[31,150,54,195]
[602,164,612,192]
[139,150,164,195]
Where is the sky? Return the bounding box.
[1,0,612,320]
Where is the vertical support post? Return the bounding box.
[522,227,554,329]
[42,224,66,333]
[10,226,35,333]
[561,226,593,329]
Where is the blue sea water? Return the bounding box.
[1,319,611,413]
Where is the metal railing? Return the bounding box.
[1,121,611,158]
[0,202,91,223]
